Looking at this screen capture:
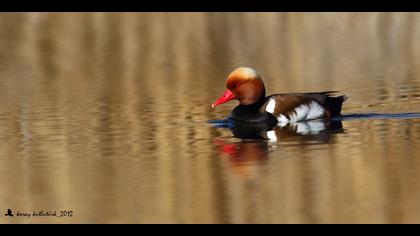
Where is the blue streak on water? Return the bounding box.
[332,112,420,122]
[208,118,235,128]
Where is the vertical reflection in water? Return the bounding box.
[0,13,419,223]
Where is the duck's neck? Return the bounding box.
[237,96,267,111]
[230,96,276,124]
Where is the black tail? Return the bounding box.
[325,95,347,116]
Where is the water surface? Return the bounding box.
[0,13,420,223]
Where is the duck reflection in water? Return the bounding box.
[210,118,343,169]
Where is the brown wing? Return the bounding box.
[260,94,314,119]
[260,92,346,118]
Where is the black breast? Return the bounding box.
[230,97,277,125]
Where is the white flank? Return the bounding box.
[266,130,277,142]
[277,114,289,127]
[289,104,309,122]
[306,101,326,120]
[289,101,325,123]
[265,98,276,113]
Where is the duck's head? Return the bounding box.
[212,67,266,108]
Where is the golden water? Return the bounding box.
[0,13,420,223]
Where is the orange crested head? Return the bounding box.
[212,67,266,108]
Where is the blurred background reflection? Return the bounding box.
[0,13,419,223]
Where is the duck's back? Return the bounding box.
[261,92,347,124]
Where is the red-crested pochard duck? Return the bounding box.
[212,67,347,125]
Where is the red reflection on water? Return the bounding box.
[214,138,269,162]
